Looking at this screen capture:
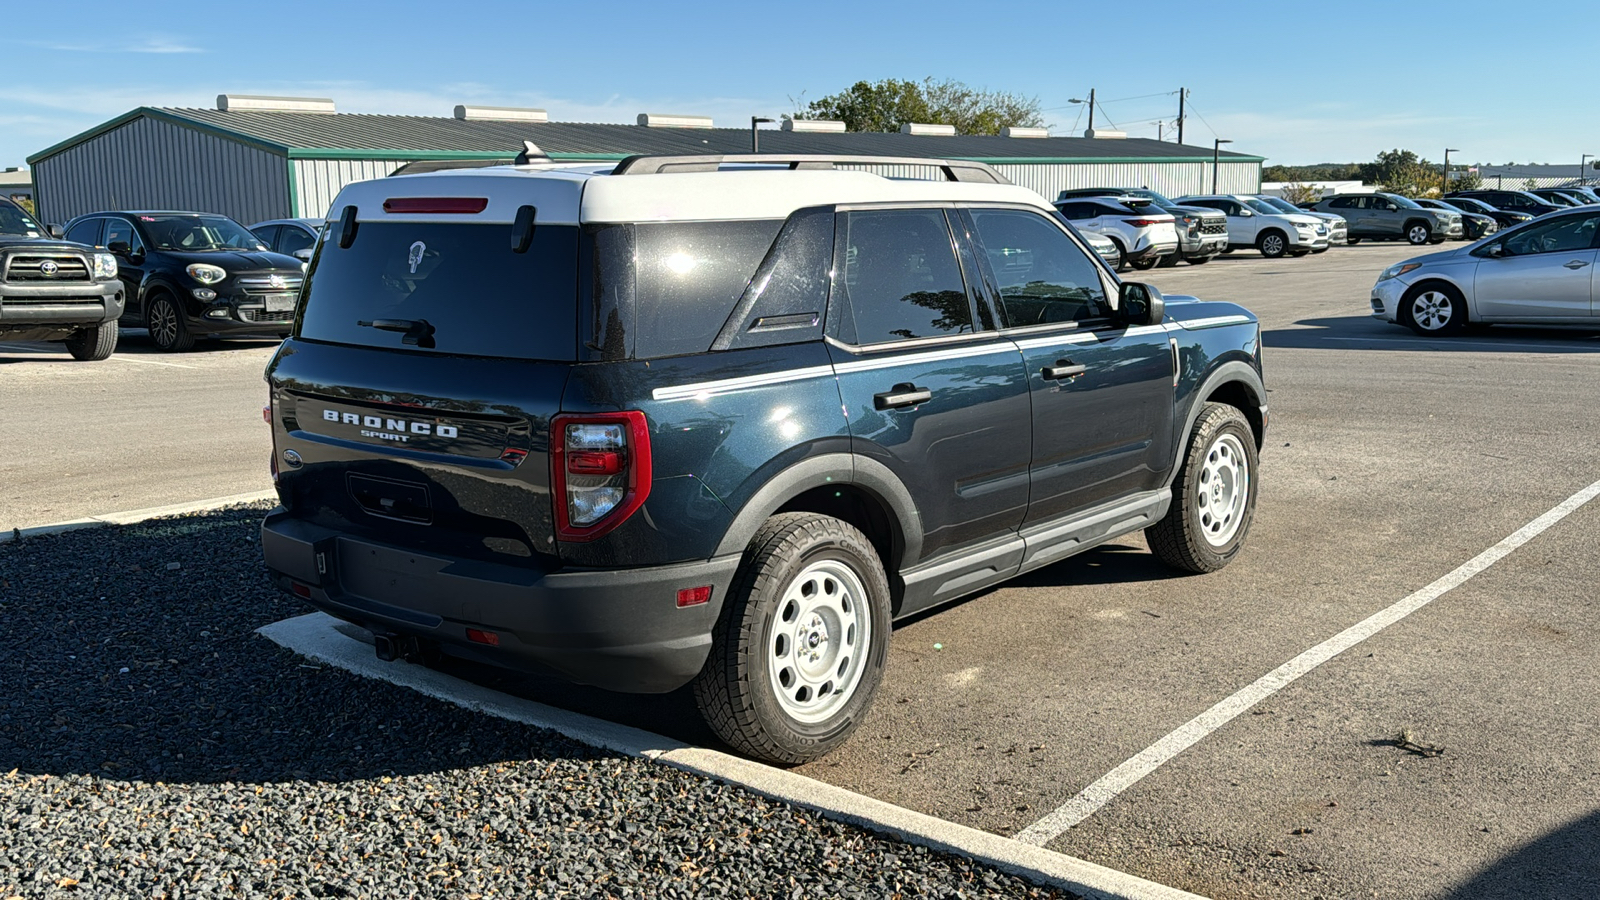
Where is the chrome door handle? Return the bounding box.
[1564,260,1590,269]
[874,384,932,410]
[1042,360,1088,380]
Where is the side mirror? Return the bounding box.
[48,224,64,239]
[107,240,131,256]
[1120,282,1165,327]
[1481,243,1505,258]
[1237,209,1254,217]
[293,248,314,262]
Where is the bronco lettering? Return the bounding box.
[323,409,458,439]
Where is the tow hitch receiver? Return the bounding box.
[372,632,439,665]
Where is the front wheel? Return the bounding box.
[1147,403,1259,573]
[1129,254,1161,271]
[64,321,118,360]
[1257,230,1288,258]
[1406,223,1432,245]
[1401,283,1467,336]
[693,513,892,765]
[1186,255,1213,266]
[146,293,195,352]
[1345,237,1362,245]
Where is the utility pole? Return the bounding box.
[751,116,774,153]
[1212,138,1233,193]
[1087,88,1096,133]
[1583,154,1593,186]
[1177,88,1187,145]
[1442,148,1459,196]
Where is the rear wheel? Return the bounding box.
[693,513,891,765]
[1129,254,1161,271]
[1400,282,1467,336]
[146,293,194,352]
[1345,237,1363,245]
[1108,237,1130,272]
[64,321,118,361]
[1157,252,1182,268]
[1257,230,1288,258]
[1186,255,1213,266]
[1146,403,1259,573]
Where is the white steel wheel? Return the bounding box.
[1195,433,1249,547]
[767,559,871,724]
[1410,290,1455,332]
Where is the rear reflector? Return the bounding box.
[466,628,500,646]
[262,405,271,424]
[291,582,311,598]
[676,585,713,608]
[382,197,489,214]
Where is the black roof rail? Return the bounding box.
[609,154,1011,185]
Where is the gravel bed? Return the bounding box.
[0,506,1078,899]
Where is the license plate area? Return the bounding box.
[263,293,296,313]
[348,473,432,524]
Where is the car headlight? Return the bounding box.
[1378,262,1423,282]
[91,252,118,281]
[186,263,227,285]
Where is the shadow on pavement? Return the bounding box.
[1265,316,1600,353]
[1441,809,1600,899]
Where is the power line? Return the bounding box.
[1182,98,1221,140]
[1100,90,1181,105]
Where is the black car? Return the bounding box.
[1414,198,1498,240]
[260,154,1268,765]
[0,197,124,360]
[1439,195,1533,229]
[61,211,304,351]
[1446,190,1562,219]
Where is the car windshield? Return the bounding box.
[139,214,266,251]
[1129,189,1178,206]
[1260,197,1300,213]
[1433,201,1467,213]
[1386,195,1424,210]
[0,200,46,237]
[1452,198,1491,213]
[1244,199,1281,215]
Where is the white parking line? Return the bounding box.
[0,341,198,368]
[1015,476,1600,846]
[1320,336,1600,352]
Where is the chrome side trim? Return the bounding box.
[1011,332,1100,351]
[832,341,1019,374]
[651,364,836,401]
[1174,314,1253,330]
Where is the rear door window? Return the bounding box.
[298,222,579,361]
[278,225,317,256]
[834,209,973,345]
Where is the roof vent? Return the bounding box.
[1083,128,1127,139]
[216,94,335,114]
[782,118,847,133]
[900,122,957,136]
[1002,126,1050,139]
[637,113,714,129]
[454,105,549,123]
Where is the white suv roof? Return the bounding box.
[328,156,1053,227]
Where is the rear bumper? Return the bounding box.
[1180,234,1228,258]
[261,509,740,693]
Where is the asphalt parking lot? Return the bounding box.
[5,243,1600,898]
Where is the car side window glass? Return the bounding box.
[838,209,972,345]
[104,218,143,253]
[251,225,279,250]
[1501,214,1600,256]
[277,226,315,256]
[65,218,102,247]
[969,208,1110,328]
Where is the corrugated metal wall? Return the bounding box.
[840,160,1259,201]
[33,116,289,224]
[292,158,412,219]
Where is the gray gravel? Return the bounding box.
[0,505,1077,899]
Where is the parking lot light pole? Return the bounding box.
[751,117,775,153]
[1442,148,1459,196]
[1212,139,1232,193]
[1069,90,1096,133]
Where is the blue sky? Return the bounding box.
[2,0,1592,171]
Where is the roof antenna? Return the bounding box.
[514,140,550,165]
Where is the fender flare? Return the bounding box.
[1165,359,1267,489]
[712,453,924,568]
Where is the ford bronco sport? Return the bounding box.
[261,154,1267,764]
[0,197,124,360]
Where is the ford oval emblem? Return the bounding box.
[282,449,303,468]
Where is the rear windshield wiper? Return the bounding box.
[358,318,436,348]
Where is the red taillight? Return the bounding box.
[550,411,652,542]
[291,582,311,598]
[382,197,489,214]
[262,405,271,424]
[1122,218,1166,227]
[676,586,713,608]
[466,628,500,646]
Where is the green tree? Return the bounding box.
[1360,149,1438,197]
[13,196,35,215]
[1279,183,1320,205]
[1449,169,1483,192]
[794,78,1042,135]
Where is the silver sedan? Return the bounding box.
[1370,208,1600,335]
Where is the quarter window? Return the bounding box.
[837,209,973,345]
[969,209,1109,327]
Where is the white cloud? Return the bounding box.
[31,35,204,54]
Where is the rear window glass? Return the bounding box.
[298,222,578,361]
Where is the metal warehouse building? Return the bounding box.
[28,95,1264,224]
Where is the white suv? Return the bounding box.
[1178,194,1329,259]
[1053,196,1180,271]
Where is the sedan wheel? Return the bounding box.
[1403,285,1466,336]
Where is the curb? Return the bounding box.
[2,491,278,544]
[259,612,1208,900]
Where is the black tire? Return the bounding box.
[1129,255,1161,271]
[1345,236,1362,245]
[1186,255,1213,266]
[1108,237,1130,272]
[145,292,194,352]
[692,513,892,765]
[1399,282,1468,336]
[64,321,118,361]
[1405,221,1432,245]
[1146,403,1259,573]
[1256,230,1288,258]
[1156,252,1182,268]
